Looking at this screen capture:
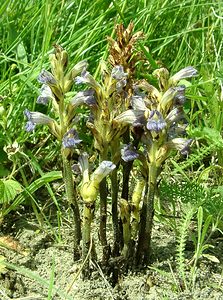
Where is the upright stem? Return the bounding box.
[99,178,110,262]
[111,167,120,256]
[82,202,94,277]
[121,129,131,200]
[136,163,157,265]
[62,152,81,258]
[99,150,110,262]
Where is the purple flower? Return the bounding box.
[24,109,54,132]
[38,70,56,85]
[170,66,198,83]
[62,129,82,148]
[70,89,96,108]
[174,85,186,105]
[146,110,166,132]
[121,144,139,162]
[75,69,100,90]
[111,65,128,80]
[111,65,128,92]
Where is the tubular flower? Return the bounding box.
[173,85,186,105]
[91,161,116,184]
[37,84,54,105]
[71,60,88,78]
[75,69,101,90]
[70,89,96,109]
[62,129,82,148]
[166,138,193,155]
[165,107,184,124]
[37,70,57,85]
[131,95,147,111]
[169,66,198,84]
[121,144,139,162]
[114,109,145,126]
[24,109,54,132]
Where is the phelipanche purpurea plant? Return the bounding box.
[24,45,115,260]
[24,23,197,277]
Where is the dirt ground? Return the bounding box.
[0,213,223,300]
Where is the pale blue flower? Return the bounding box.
[70,89,96,108]
[146,110,166,132]
[121,144,139,162]
[24,109,54,132]
[37,84,54,105]
[38,70,56,85]
[62,129,82,148]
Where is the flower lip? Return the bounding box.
[25,121,36,132]
[62,129,82,148]
[121,144,139,162]
[37,84,54,105]
[111,65,128,80]
[146,110,166,133]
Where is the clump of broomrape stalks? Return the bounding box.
[24,23,197,278]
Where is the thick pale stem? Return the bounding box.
[82,202,94,276]
[62,153,81,258]
[98,150,110,262]
[119,199,131,259]
[131,179,145,240]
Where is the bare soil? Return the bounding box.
[0,212,223,300]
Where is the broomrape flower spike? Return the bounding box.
[24,109,54,132]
